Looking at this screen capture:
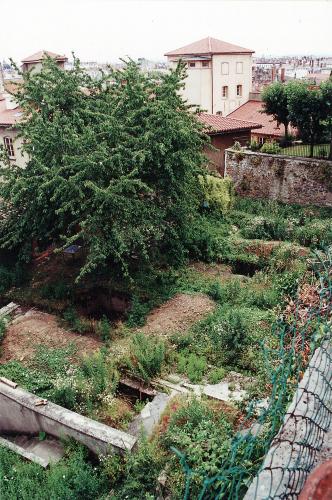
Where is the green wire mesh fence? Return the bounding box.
[175,248,332,499]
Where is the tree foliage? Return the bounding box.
[261,82,290,137]
[287,81,326,157]
[0,57,208,279]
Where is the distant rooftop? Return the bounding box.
[165,37,254,57]
[21,50,68,64]
[196,113,261,134]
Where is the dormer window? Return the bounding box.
[3,137,15,158]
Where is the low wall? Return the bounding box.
[244,339,332,499]
[225,149,332,206]
[0,380,136,455]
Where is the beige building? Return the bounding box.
[165,36,254,116]
[0,50,67,168]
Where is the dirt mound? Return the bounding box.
[140,293,215,336]
[0,310,101,363]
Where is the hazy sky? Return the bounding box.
[1,0,331,63]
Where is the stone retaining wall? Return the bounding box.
[225,149,332,206]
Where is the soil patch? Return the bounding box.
[0,310,101,363]
[139,293,215,336]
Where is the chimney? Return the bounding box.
[3,92,18,110]
[0,63,4,94]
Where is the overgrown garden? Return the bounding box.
[0,58,331,499]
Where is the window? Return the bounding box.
[259,137,265,145]
[222,86,228,98]
[236,85,243,97]
[221,62,229,75]
[3,137,15,158]
[236,62,243,74]
[202,61,209,67]
[189,62,196,68]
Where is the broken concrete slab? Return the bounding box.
[128,392,171,437]
[155,376,247,402]
[0,302,19,319]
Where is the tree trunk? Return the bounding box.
[310,137,314,158]
[329,133,332,161]
[284,122,289,139]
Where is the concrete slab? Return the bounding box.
[128,392,171,437]
[5,434,64,464]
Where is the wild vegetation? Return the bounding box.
[0,57,331,499]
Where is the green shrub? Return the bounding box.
[260,141,281,154]
[63,308,90,334]
[208,367,226,384]
[126,296,151,327]
[40,280,71,301]
[126,333,166,382]
[162,398,233,496]
[0,444,108,500]
[115,435,165,498]
[249,140,260,151]
[0,318,7,344]
[178,352,207,383]
[199,175,235,214]
[96,315,112,341]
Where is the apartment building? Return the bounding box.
[165,36,254,116]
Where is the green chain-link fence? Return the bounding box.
[176,248,332,499]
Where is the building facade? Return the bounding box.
[196,113,261,175]
[165,37,254,116]
[0,51,67,168]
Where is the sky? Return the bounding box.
[1,0,331,63]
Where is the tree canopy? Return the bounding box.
[0,58,208,279]
[261,82,290,137]
[262,78,332,158]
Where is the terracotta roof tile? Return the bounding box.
[0,99,22,126]
[22,50,67,64]
[196,113,262,134]
[228,100,297,137]
[165,37,254,57]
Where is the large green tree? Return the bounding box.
[287,81,326,158]
[320,78,332,160]
[0,58,207,279]
[261,82,290,138]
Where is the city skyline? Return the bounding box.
[1,0,332,63]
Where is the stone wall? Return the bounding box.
[225,149,332,206]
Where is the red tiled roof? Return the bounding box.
[165,37,254,57]
[196,113,262,134]
[21,50,68,64]
[228,100,297,137]
[0,98,22,126]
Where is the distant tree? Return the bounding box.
[287,81,326,158]
[0,57,208,280]
[320,78,332,160]
[261,82,290,138]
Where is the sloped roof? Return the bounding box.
[196,113,261,134]
[228,100,297,137]
[165,37,254,57]
[22,50,68,64]
[0,108,22,126]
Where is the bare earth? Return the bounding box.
[139,293,215,336]
[0,310,101,363]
